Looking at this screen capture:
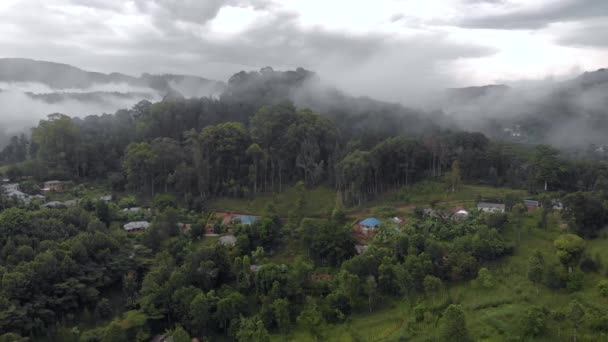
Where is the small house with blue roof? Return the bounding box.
[357,217,381,236]
[233,214,260,225]
[524,200,541,211]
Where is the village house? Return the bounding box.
[232,214,260,225]
[42,180,65,192]
[99,195,113,202]
[355,244,369,255]
[524,200,541,211]
[454,209,470,218]
[2,183,20,192]
[207,211,262,234]
[356,217,381,236]
[123,207,143,213]
[123,221,150,233]
[391,217,404,225]
[219,235,237,246]
[552,200,564,210]
[177,223,192,233]
[477,202,506,213]
[44,201,66,209]
[5,190,29,202]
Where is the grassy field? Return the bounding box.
[268,185,608,342]
[209,186,336,217]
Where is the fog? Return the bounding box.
[0,88,159,145]
[0,81,157,95]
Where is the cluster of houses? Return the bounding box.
[1,180,68,204]
[351,197,565,255]
[2,180,117,211]
[121,211,263,247]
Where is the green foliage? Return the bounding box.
[299,218,355,266]
[95,298,113,320]
[168,325,190,342]
[563,192,608,238]
[598,280,608,297]
[521,306,547,337]
[440,304,470,342]
[554,234,585,268]
[153,193,177,210]
[476,268,495,289]
[235,315,270,342]
[297,302,326,341]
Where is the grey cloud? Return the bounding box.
[558,19,608,48]
[390,13,405,23]
[0,0,495,104]
[457,0,608,29]
[133,0,273,25]
[109,10,495,102]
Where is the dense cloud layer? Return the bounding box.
[0,0,606,148]
[457,0,608,29]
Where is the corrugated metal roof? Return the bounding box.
[360,218,381,227]
[235,215,259,225]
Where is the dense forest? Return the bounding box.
[2,69,608,205]
[2,68,608,341]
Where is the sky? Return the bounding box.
[0,0,606,102]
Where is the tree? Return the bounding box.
[31,113,81,177]
[365,276,379,313]
[554,234,585,272]
[235,316,270,342]
[532,145,561,191]
[123,272,139,308]
[568,300,585,342]
[446,160,462,192]
[598,280,608,297]
[169,325,191,342]
[272,299,291,333]
[521,306,547,337]
[563,192,607,238]
[475,268,495,289]
[95,298,113,320]
[527,251,545,284]
[440,305,470,342]
[102,322,128,342]
[123,142,158,196]
[297,302,326,342]
[423,275,443,302]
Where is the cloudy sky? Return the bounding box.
[0,0,606,102]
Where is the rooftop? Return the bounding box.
[359,217,381,227]
[124,221,150,231]
[219,235,237,245]
[234,215,259,225]
[477,202,505,209]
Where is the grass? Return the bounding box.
[209,185,336,217]
[270,185,608,341]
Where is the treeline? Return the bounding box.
[0,205,151,338]
[3,68,608,207]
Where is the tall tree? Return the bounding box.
[440,305,470,342]
[532,145,561,191]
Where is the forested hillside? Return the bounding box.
[2,67,608,342]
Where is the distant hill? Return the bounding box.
[0,58,225,99]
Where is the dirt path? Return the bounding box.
[374,315,409,342]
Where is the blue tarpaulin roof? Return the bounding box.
[236,215,259,225]
[360,218,381,227]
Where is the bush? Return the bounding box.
[482,213,508,231]
[566,270,584,292]
[598,280,608,297]
[521,306,547,337]
[476,268,495,289]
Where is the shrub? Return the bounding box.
[598,280,608,297]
